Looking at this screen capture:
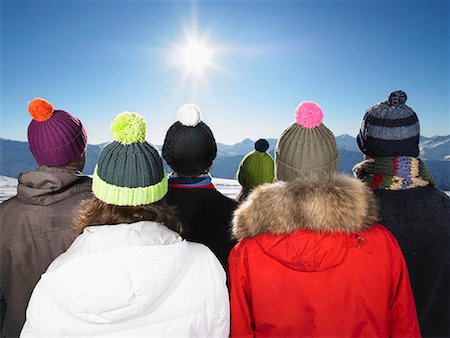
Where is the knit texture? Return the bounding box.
[27,98,87,167]
[237,145,274,190]
[93,167,167,206]
[357,90,420,157]
[162,121,217,177]
[276,122,338,182]
[93,112,168,206]
[353,157,434,190]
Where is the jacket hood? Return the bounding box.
[41,222,191,324]
[232,175,378,271]
[17,165,91,205]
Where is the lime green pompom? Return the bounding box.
[111,112,146,144]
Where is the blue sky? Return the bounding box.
[1,0,448,145]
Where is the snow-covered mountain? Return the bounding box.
[0,176,240,203]
[419,135,450,160]
[1,135,449,189]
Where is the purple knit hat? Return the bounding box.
[27,98,88,167]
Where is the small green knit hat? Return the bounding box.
[236,139,275,190]
[92,112,168,206]
[276,101,338,182]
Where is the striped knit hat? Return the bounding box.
[276,101,338,181]
[27,98,87,166]
[236,139,275,190]
[357,90,420,157]
[92,112,168,206]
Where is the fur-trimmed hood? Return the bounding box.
[232,175,379,272]
[233,174,378,241]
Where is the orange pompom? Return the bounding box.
[28,98,54,122]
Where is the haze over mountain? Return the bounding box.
[1,135,449,189]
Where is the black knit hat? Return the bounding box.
[357,90,420,158]
[162,103,217,177]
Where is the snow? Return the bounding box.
[212,178,241,199]
[0,175,447,203]
[0,176,18,203]
[0,176,240,203]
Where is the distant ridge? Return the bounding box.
[1,135,449,189]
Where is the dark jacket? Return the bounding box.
[166,187,238,268]
[372,186,449,338]
[0,166,92,338]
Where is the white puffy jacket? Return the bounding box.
[20,221,229,337]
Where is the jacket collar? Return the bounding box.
[17,165,91,205]
[232,174,378,241]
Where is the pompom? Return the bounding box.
[388,90,407,107]
[255,139,269,152]
[294,101,323,128]
[177,103,202,127]
[111,112,146,145]
[28,98,54,122]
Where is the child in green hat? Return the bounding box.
[236,138,275,202]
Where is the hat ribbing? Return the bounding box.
[357,90,420,157]
[162,104,217,177]
[276,101,338,181]
[92,112,168,206]
[237,139,275,190]
[27,98,87,167]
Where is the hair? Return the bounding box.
[74,197,182,235]
[236,187,251,203]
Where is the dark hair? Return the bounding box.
[74,197,182,235]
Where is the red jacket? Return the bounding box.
[229,175,420,338]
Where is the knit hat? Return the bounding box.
[357,90,420,157]
[92,112,168,206]
[276,101,338,181]
[162,103,217,177]
[27,98,87,166]
[236,139,275,190]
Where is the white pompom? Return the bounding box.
[176,103,202,127]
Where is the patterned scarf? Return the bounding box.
[168,174,216,190]
[353,156,435,190]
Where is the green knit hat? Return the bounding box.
[276,101,338,182]
[92,112,168,206]
[236,139,275,190]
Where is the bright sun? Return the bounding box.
[179,39,213,72]
[169,28,221,79]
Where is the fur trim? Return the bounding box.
[232,174,378,240]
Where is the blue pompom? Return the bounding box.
[388,90,407,107]
[255,139,269,152]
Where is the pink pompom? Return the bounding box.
[294,101,323,128]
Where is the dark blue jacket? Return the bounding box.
[166,187,238,269]
[372,186,449,338]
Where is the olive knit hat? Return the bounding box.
[27,98,87,166]
[236,139,275,190]
[357,90,420,158]
[92,112,168,206]
[276,101,338,181]
[162,103,217,177]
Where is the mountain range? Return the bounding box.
[1,135,449,189]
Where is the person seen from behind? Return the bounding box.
[162,103,238,268]
[235,138,274,202]
[228,101,421,337]
[0,98,91,338]
[354,90,449,338]
[20,112,229,337]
